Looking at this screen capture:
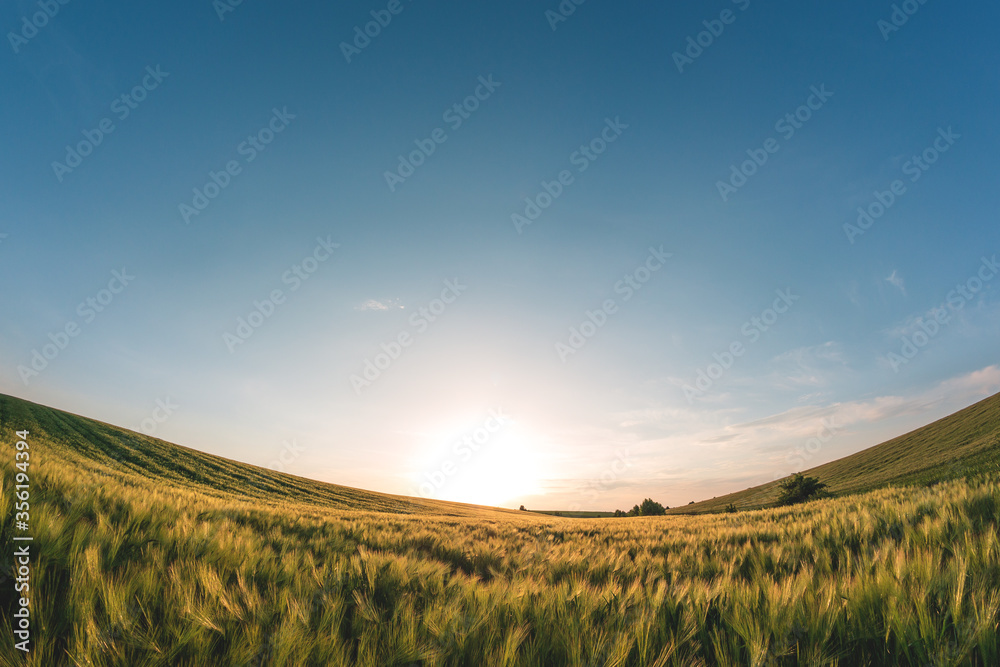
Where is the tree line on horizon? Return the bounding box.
[515,474,830,517]
[613,498,668,517]
[613,474,829,517]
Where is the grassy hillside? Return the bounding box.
[1,392,999,665]
[0,393,519,519]
[673,391,1000,515]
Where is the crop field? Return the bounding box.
[1,395,999,666]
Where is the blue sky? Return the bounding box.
[3,0,998,510]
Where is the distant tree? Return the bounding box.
[777,474,829,506]
[688,501,695,505]
[519,505,526,511]
[624,499,667,517]
[640,498,667,516]
[613,509,625,517]
[725,503,738,513]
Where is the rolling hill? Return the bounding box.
[673,391,1000,514]
[0,392,521,519]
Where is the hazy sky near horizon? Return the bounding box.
[3,1,999,509]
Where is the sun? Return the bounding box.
[411,420,545,507]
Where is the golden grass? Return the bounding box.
[0,394,998,665]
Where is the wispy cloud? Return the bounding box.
[356,298,404,311]
[614,364,1000,469]
[886,270,906,296]
[732,341,849,392]
[881,296,1000,340]
[772,342,847,366]
[847,281,862,308]
[937,364,1000,397]
[882,260,1000,339]
[708,365,1000,450]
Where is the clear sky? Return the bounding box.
[3,1,998,510]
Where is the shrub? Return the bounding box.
[777,473,829,506]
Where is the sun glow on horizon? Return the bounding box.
[409,416,547,507]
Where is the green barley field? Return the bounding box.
[1,393,999,666]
